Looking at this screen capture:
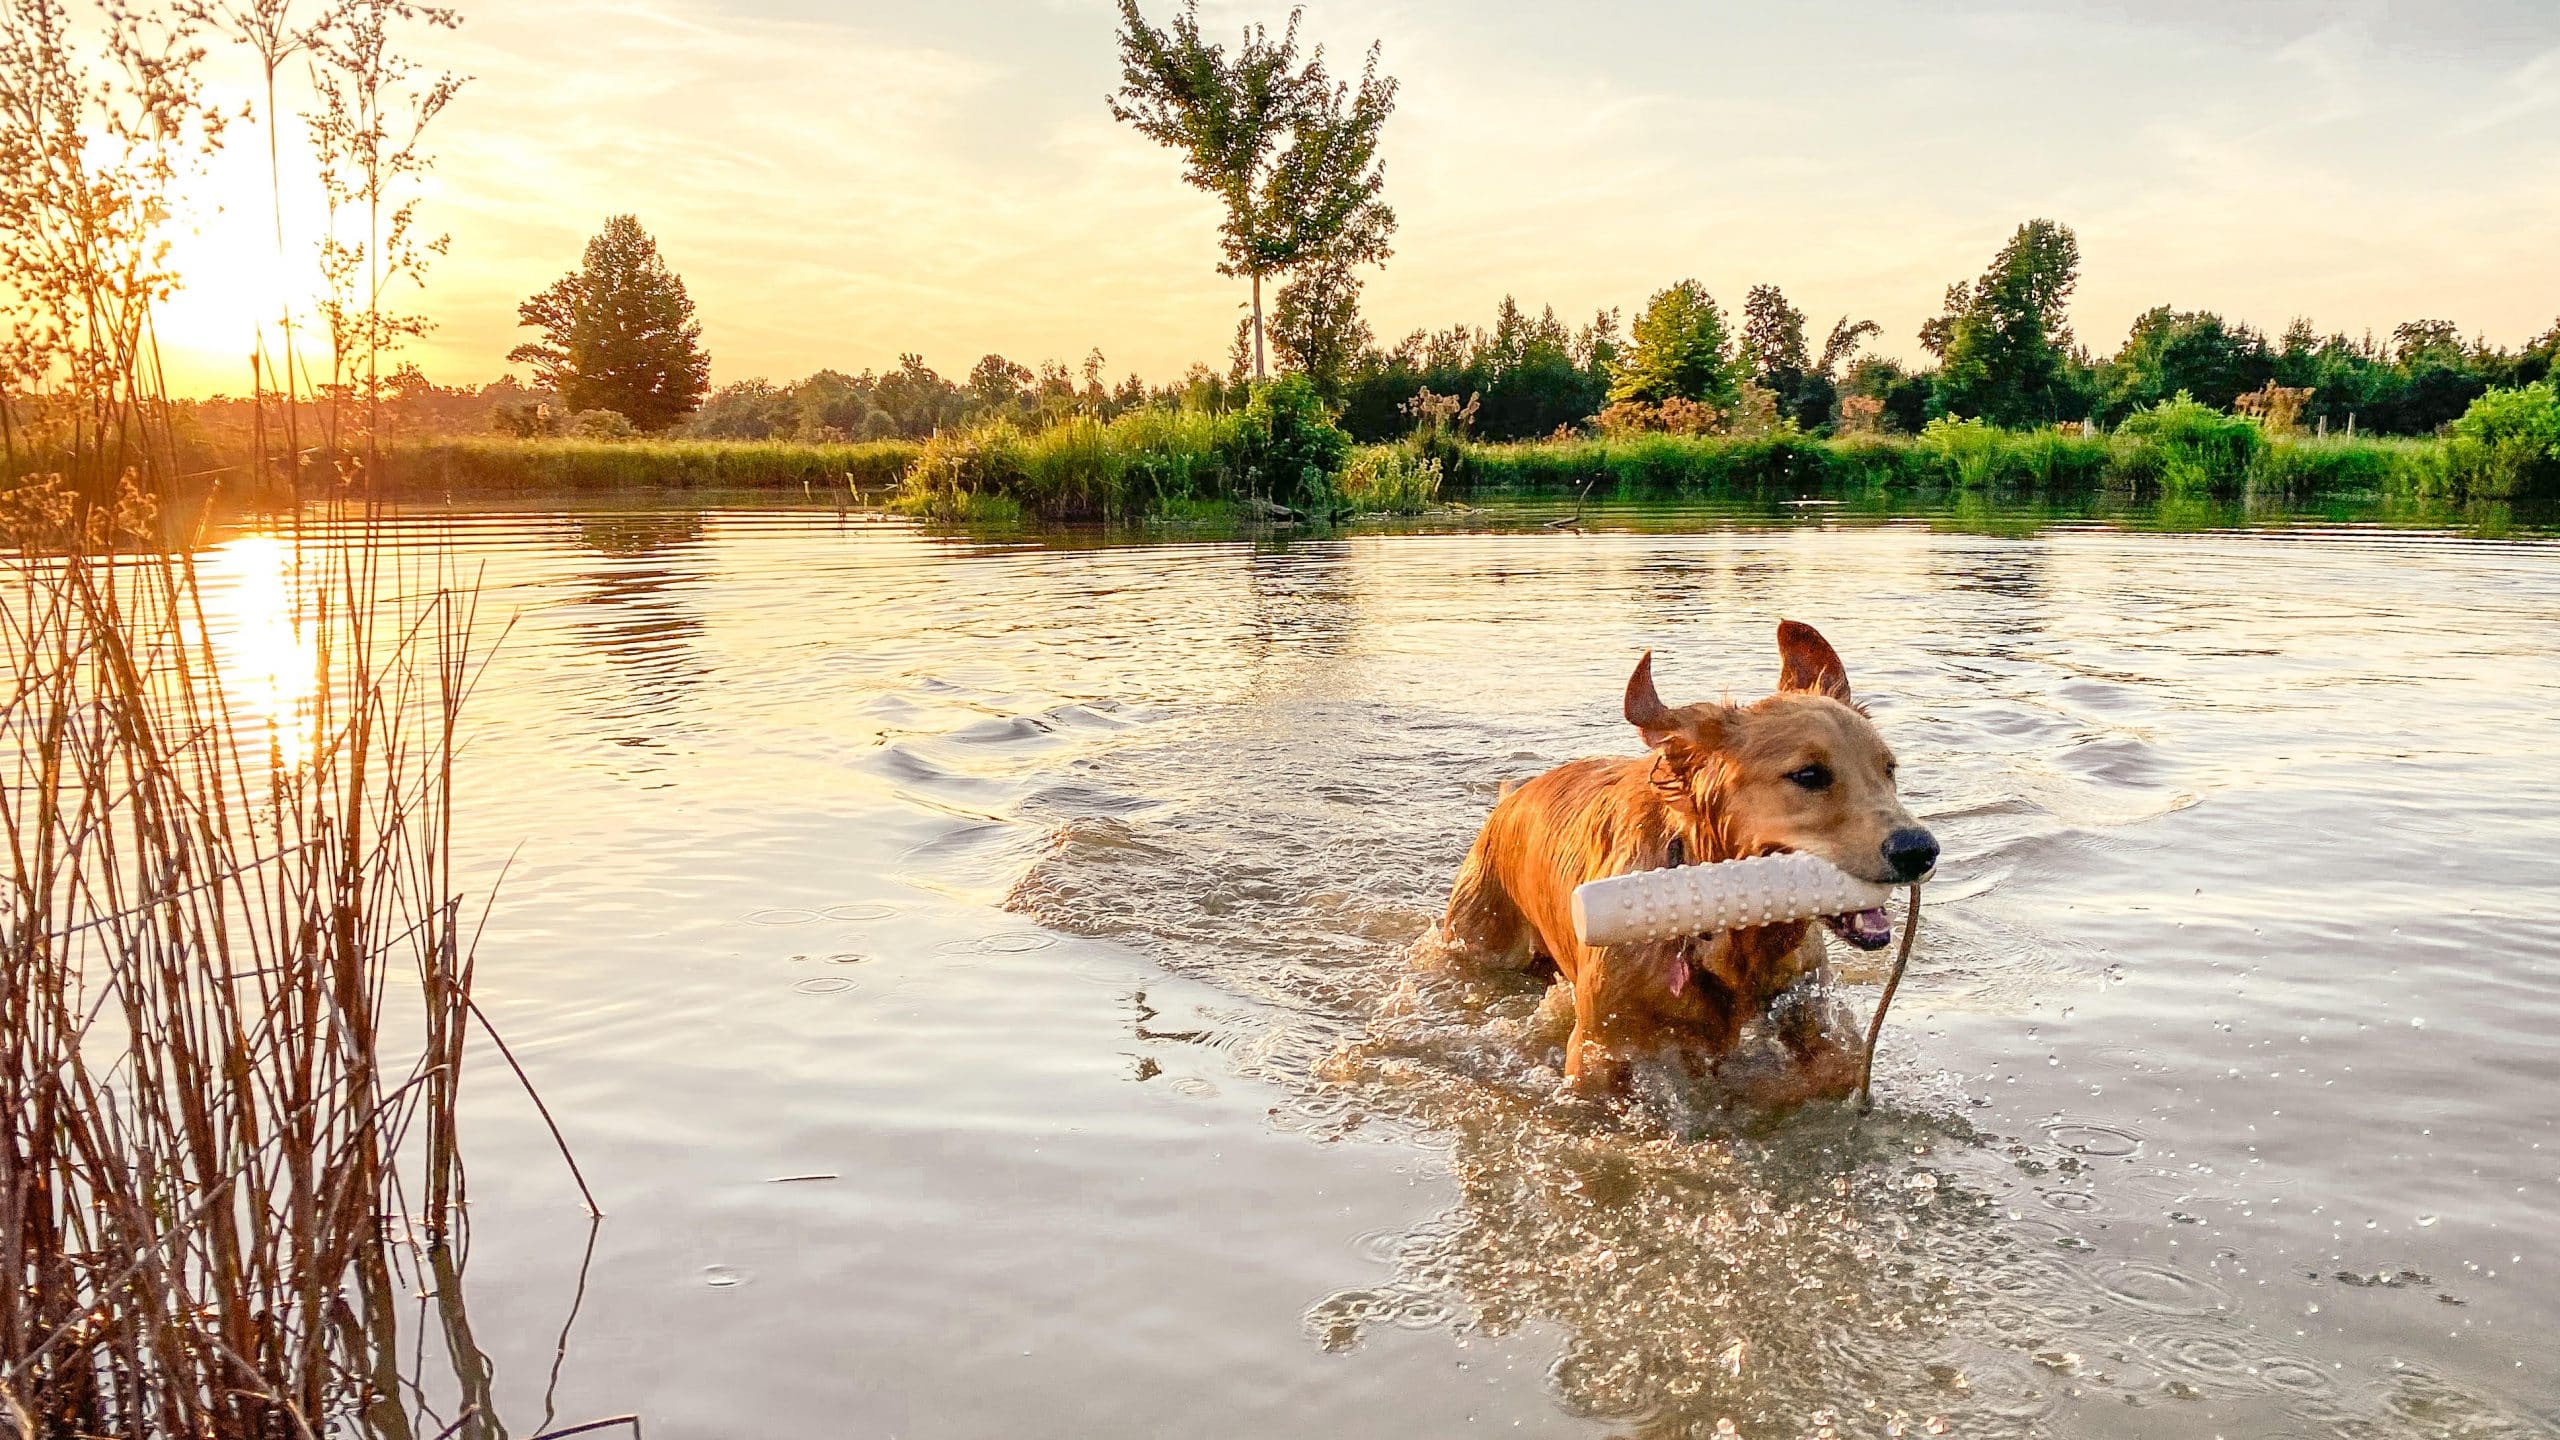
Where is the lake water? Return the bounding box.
[193,497,2560,1438]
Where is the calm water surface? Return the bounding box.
[199,502,2560,1438]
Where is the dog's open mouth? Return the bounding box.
[1822,908,1895,951]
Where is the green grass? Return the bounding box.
[1457,426,2461,501]
[380,436,922,495]
[359,404,2527,516]
[891,382,1353,521]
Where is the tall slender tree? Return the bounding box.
[1109,1,1396,380]
[510,215,711,431]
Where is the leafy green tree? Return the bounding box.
[2099,307,2273,421]
[2524,319,2560,384]
[1269,253,1372,401]
[686,379,795,439]
[1818,317,1879,379]
[1934,219,2084,426]
[1841,355,1931,434]
[1608,280,1737,407]
[791,369,883,440]
[872,353,967,435]
[1109,2,1397,379]
[1579,307,1625,381]
[1740,284,1810,398]
[509,215,711,432]
[967,354,1032,413]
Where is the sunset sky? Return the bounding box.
[154,0,2560,398]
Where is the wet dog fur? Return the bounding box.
[1443,622,1937,1102]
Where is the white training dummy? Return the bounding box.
[1571,851,1892,949]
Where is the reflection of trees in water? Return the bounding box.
[1941,549,2045,603]
[1631,553,1735,629]
[575,510,707,557]
[1928,538,2050,660]
[1241,539,1361,673]
[570,528,710,753]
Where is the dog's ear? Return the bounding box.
[1776,620,1853,704]
[1625,650,1728,758]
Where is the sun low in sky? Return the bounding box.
[152,0,2560,399]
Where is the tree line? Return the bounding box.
[478,3,2555,450]
[478,201,2553,449]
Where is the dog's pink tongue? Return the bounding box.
[1843,907,1892,948]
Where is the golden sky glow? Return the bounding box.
[151,0,2560,398]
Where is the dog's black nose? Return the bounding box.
[1883,827,1939,882]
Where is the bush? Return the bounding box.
[2443,381,2560,498]
[1232,375,1353,506]
[489,400,563,438]
[567,408,636,439]
[889,391,1358,522]
[1339,446,1443,513]
[2113,391,2264,494]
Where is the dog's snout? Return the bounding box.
[1882,827,1939,882]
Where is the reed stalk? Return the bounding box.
[0,2,575,1433]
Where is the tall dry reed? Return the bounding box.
[1,2,591,1434]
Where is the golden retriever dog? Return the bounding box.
[1443,622,1937,1101]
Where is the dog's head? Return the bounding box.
[1623,621,1936,951]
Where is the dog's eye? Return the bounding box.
[1784,764,1833,791]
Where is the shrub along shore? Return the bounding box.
[359,380,2560,518]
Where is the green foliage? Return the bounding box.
[890,381,1353,521]
[1934,219,2087,427]
[2252,435,2443,497]
[1341,300,1608,441]
[2100,307,2274,421]
[1462,433,1851,493]
[2113,392,2264,494]
[1234,373,1353,503]
[1455,423,2416,501]
[1269,253,1372,401]
[1608,280,1737,408]
[1916,417,2003,488]
[1912,418,2112,488]
[1338,446,1442,512]
[1740,284,1812,420]
[567,408,636,440]
[509,215,712,432]
[2442,380,2560,498]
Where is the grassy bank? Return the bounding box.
[347,383,2558,513]
[380,435,922,495]
[1460,425,2477,500]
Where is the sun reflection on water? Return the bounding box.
[199,533,319,773]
